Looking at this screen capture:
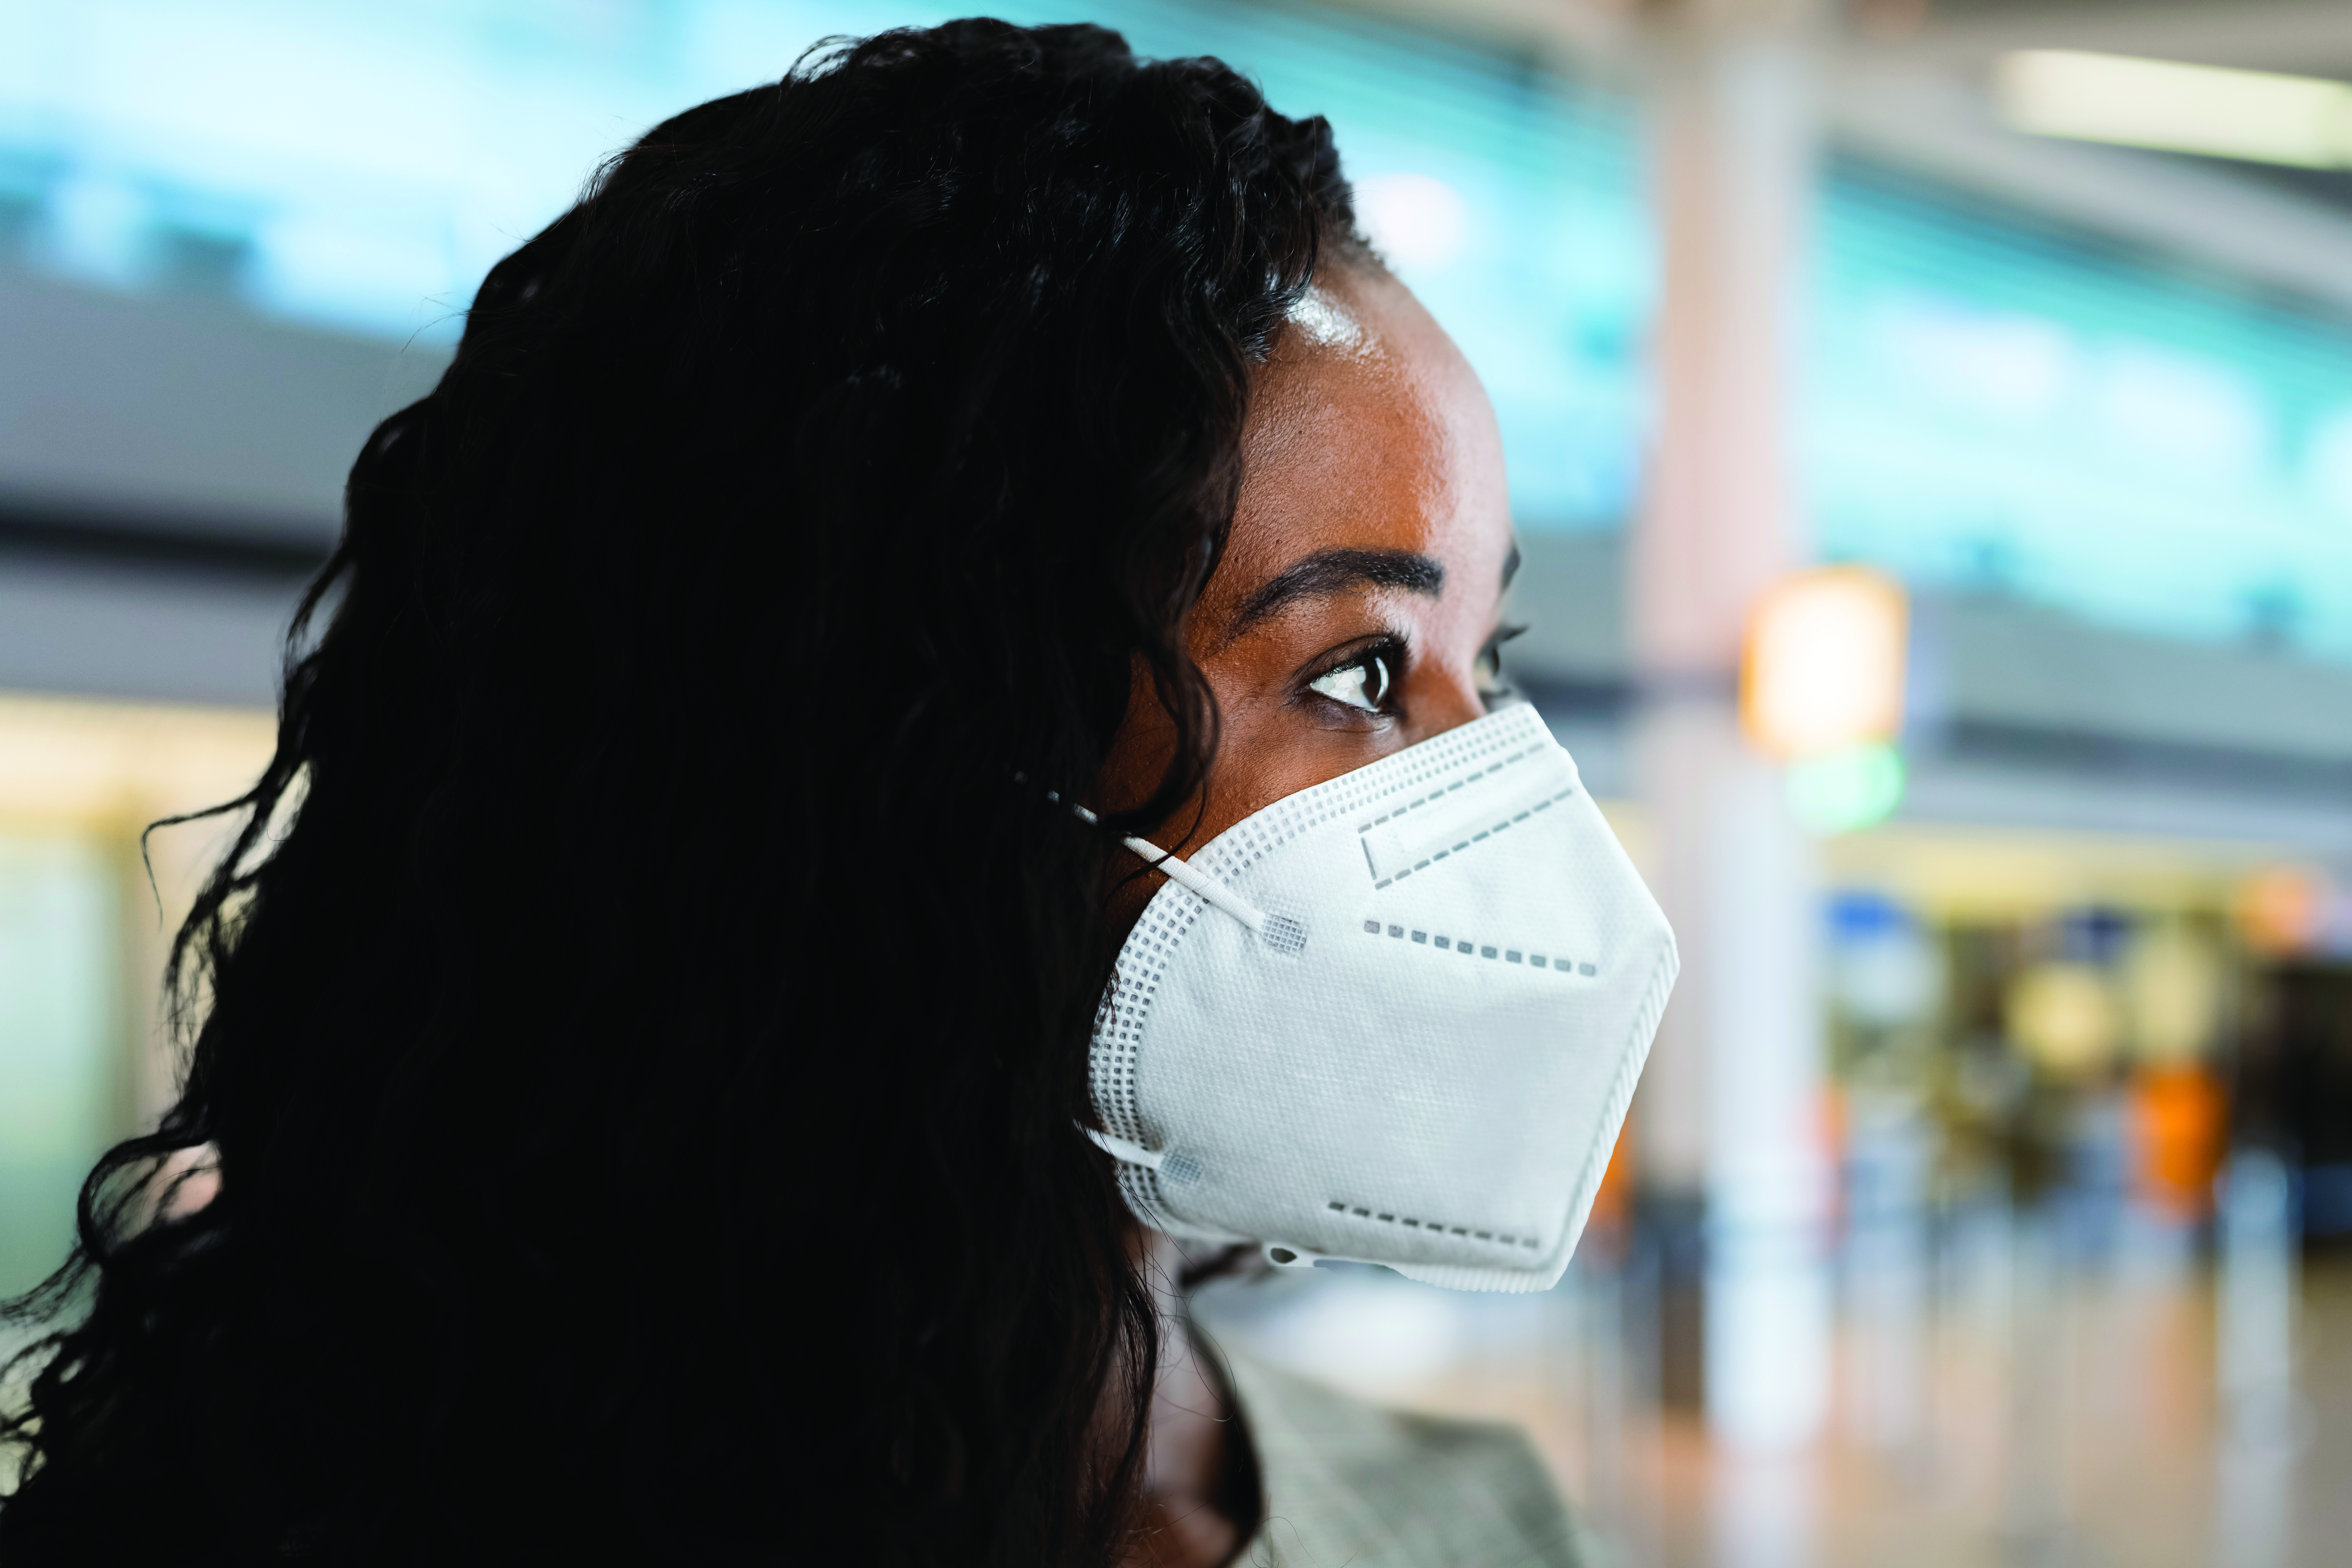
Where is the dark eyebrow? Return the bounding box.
[1502,540,1521,590]
[1225,547,1445,640]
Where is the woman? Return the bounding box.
[1,20,1668,1564]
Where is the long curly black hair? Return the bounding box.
[0,20,1358,1562]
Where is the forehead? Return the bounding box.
[1213,270,1510,610]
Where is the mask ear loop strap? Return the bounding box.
[1083,1127,1165,1170]
[1068,802,1267,937]
[1069,802,1305,1250]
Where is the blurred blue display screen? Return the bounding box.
[1813,158,2352,661]
[0,0,1649,534]
[4,2,2351,657]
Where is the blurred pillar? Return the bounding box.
[2218,1149,2298,1444]
[1629,0,1830,1453]
[2214,1148,2298,1568]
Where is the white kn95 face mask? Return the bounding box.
[1083,701,1677,1294]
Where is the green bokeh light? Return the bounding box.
[1786,742,1905,835]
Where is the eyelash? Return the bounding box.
[1477,623,1527,708]
[1304,623,1527,720]
[1305,636,1408,718]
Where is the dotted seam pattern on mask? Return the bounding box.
[1120,1163,1170,1228]
[1089,902,1200,1145]
[1363,785,1579,890]
[1186,705,1556,894]
[1323,1199,1542,1251]
[1360,918,1601,977]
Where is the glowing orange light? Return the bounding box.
[2131,1064,2227,1220]
[1741,567,1909,760]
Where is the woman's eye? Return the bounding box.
[1475,624,1526,709]
[1310,652,1392,713]
[1474,646,1506,699]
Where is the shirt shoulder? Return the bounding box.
[1221,1347,1600,1568]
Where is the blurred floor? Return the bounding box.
[1200,1239,2352,1567]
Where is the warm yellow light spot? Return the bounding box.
[0,692,274,830]
[1741,566,1907,762]
[2122,919,2223,1064]
[2008,962,2121,1082]
[1996,50,2352,170]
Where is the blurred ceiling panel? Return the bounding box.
[0,267,443,544]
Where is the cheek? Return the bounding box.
[1192,684,1385,843]
[1096,654,1197,818]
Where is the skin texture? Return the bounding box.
[1102,266,1517,1566]
[1103,265,1518,858]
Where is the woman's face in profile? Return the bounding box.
[1113,265,1519,852]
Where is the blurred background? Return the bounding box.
[3,0,2351,1562]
